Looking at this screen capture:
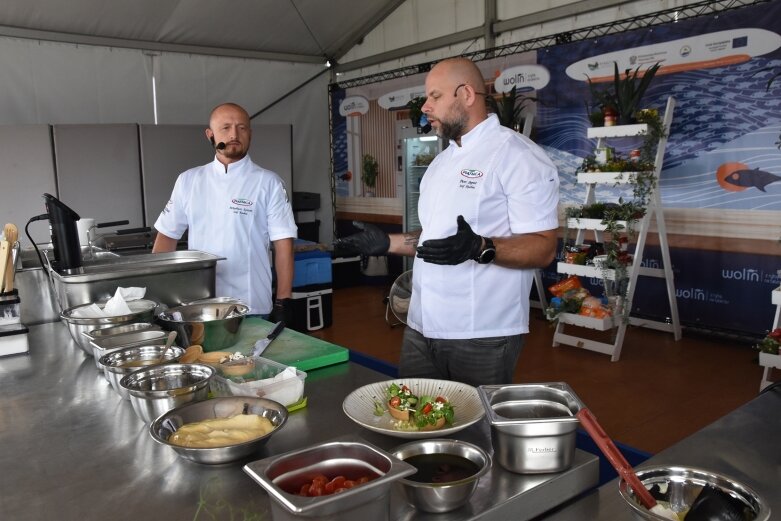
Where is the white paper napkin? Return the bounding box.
[72,287,147,318]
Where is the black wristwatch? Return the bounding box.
[475,237,496,264]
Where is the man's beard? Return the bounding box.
[436,106,468,142]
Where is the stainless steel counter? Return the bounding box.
[541,385,781,519]
[0,323,599,521]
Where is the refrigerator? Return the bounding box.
[398,128,444,269]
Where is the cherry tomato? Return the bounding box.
[299,484,310,496]
[389,396,401,408]
[312,474,328,486]
[308,483,324,496]
[342,480,356,489]
[334,487,347,494]
[401,385,410,393]
[421,403,433,415]
[325,476,346,493]
[356,476,370,484]
[435,396,447,403]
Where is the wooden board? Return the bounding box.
[231,317,349,372]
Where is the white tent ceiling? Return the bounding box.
[0,0,405,64]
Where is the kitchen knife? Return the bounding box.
[252,321,285,357]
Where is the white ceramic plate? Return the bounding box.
[342,378,485,439]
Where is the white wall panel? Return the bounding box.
[0,37,151,124]
[154,53,324,125]
[254,75,333,243]
[0,125,57,247]
[52,124,144,231]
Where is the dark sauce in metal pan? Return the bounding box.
[403,454,479,483]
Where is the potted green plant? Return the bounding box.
[362,154,379,196]
[486,86,536,132]
[407,97,426,128]
[587,62,661,125]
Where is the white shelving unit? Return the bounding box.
[759,286,781,391]
[553,97,681,361]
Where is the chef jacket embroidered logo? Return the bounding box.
[459,169,483,190]
[229,198,254,216]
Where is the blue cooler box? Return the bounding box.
[291,245,332,331]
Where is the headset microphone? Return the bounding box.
[210,136,227,150]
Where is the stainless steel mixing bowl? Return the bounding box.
[120,363,214,424]
[59,299,158,355]
[391,439,490,513]
[156,302,249,351]
[99,344,185,399]
[90,329,169,371]
[619,466,770,521]
[149,397,288,464]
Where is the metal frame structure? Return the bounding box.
[333,0,768,89]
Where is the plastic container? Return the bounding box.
[210,356,306,407]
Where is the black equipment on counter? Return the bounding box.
[43,193,83,275]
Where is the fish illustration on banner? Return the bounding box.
[717,162,781,192]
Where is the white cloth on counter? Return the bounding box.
[218,366,303,406]
[71,287,147,318]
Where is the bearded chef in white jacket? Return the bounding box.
[153,103,297,321]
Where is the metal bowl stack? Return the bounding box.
[59,299,158,355]
[156,301,249,351]
[99,344,185,399]
[120,363,214,424]
[391,439,490,513]
[149,397,288,464]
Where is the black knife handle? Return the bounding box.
[267,321,285,339]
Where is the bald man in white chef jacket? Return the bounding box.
[153,103,297,321]
[335,58,559,386]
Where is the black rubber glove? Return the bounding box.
[333,221,390,257]
[269,298,293,325]
[416,215,483,265]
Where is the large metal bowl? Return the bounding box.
[619,466,770,521]
[99,344,185,399]
[90,329,169,371]
[120,363,214,424]
[149,397,288,465]
[59,299,158,355]
[391,439,491,513]
[157,302,249,351]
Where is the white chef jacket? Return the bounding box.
[154,155,297,315]
[407,114,559,339]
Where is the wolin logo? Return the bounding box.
[232,198,253,206]
[460,169,484,179]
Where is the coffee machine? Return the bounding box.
[43,193,83,274]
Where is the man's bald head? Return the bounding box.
[430,58,486,98]
[422,58,488,144]
[206,103,252,165]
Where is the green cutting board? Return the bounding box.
[230,317,349,372]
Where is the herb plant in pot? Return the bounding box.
[587,62,661,125]
[362,154,379,197]
[487,85,536,132]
